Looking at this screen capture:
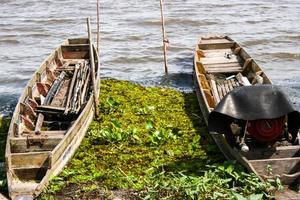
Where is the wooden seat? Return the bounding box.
[10,131,65,153]
[197,61,243,74]
[206,63,242,74]
[198,38,235,50]
[11,152,51,169]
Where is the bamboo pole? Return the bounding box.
[96,0,100,53]
[87,18,100,117]
[159,0,168,74]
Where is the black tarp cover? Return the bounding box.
[208,85,300,141]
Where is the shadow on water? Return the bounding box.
[159,54,194,90]
[138,54,195,91]
[0,94,18,116]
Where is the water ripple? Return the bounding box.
[0,0,299,113]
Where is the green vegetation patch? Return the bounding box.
[0,116,10,192]
[40,79,279,200]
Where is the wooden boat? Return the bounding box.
[194,36,300,199]
[5,38,99,199]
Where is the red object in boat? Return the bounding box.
[247,117,285,142]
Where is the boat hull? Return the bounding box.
[5,38,100,199]
[193,36,300,198]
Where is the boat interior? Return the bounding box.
[194,36,300,189]
[194,36,271,111]
[7,38,96,184]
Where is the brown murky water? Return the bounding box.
[0,0,299,114]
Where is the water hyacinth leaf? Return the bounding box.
[146,120,154,129]
[226,164,234,174]
[107,97,118,107]
[248,194,263,200]
[233,192,248,200]
[111,119,121,129]
[38,80,280,199]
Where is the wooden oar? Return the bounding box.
[87,17,100,117]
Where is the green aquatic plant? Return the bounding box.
[0,117,10,193]
[140,161,277,200]
[0,117,10,134]
[39,79,278,199]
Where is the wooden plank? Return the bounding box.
[28,98,38,110]
[207,67,242,73]
[51,95,93,164]
[198,41,235,50]
[209,79,220,104]
[196,50,205,58]
[62,59,86,65]
[203,49,233,58]
[196,62,206,74]
[20,115,35,131]
[55,67,75,71]
[275,187,300,200]
[198,74,210,89]
[61,45,89,59]
[36,105,65,113]
[10,134,64,153]
[11,152,50,168]
[87,18,100,117]
[81,70,91,104]
[217,84,224,99]
[68,38,89,44]
[227,80,234,91]
[64,65,79,114]
[239,48,251,60]
[203,89,215,108]
[36,82,48,97]
[220,83,227,96]
[36,72,41,83]
[13,123,19,137]
[224,81,230,93]
[205,62,241,69]
[249,157,300,185]
[46,68,56,82]
[234,47,241,55]
[242,58,253,70]
[23,131,66,135]
[201,56,239,65]
[61,45,89,51]
[34,114,44,133]
[27,86,33,99]
[200,38,233,44]
[51,79,71,107]
[55,50,63,67]
[241,146,300,160]
[20,103,36,120]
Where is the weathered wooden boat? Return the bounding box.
[194,36,300,199]
[5,38,99,199]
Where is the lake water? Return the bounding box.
[0,0,299,114]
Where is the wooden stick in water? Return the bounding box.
[87,17,100,117]
[97,0,100,53]
[159,0,168,74]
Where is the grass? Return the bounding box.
[1,79,280,199]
